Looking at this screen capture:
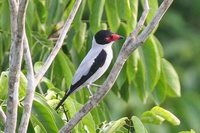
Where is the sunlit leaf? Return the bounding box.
[100,117,128,133]
[131,116,146,133]
[161,59,181,97]
[89,0,105,34]
[105,0,120,32]
[151,106,180,126]
[0,71,26,100]
[141,111,165,124]
[34,0,47,23]
[179,129,196,133]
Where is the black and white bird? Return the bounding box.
[55,30,123,110]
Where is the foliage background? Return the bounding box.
[0,0,199,132]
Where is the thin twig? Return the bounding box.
[34,0,82,86]
[59,0,173,132]
[0,106,6,125]
[130,0,149,38]
[18,34,34,133]
[17,0,82,132]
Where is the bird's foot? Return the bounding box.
[90,83,101,88]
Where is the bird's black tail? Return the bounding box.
[55,89,73,110]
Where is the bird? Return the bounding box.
[55,30,123,110]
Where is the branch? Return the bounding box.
[34,0,82,86]
[5,0,19,132]
[59,0,173,132]
[17,0,82,132]
[5,0,29,132]
[18,34,34,133]
[0,106,6,125]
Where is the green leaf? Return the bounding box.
[89,0,105,34]
[34,61,43,73]
[31,114,47,133]
[105,0,120,32]
[161,59,181,97]
[54,51,73,88]
[116,0,132,21]
[32,100,58,132]
[0,71,26,100]
[151,106,180,126]
[64,98,96,132]
[73,22,87,53]
[139,36,161,91]
[34,93,65,130]
[142,0,158,24]
[131,116,146,133]
[128,0,138,31]
[73,0,86,29]
[141,111,165,124]
[34,0,47,23]
[100,117,128,133]
[152,68,167,105]
[120,80,129,102]
[134,58,146,102]
[0,0,10,31]
[179,129,196,133]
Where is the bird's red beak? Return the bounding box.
[105,34,124,42]
[111,34,124,41]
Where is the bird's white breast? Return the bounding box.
[86,45,113,84]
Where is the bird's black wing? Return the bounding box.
[55,49,107,110]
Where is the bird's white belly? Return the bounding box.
[86,48,113,84]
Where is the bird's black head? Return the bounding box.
[95,30,123,45]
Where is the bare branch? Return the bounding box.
[34,0,82,86]
[59,0,173,132]
[5,0,19,132]
[5,0,29,132]
[0,106,6,125]
[17,0,82,132]
[18,34,34,133]
[130,0,149,38]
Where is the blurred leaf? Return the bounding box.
[128,0,138,31]
[34,0,47,23]
[0,71,26,100]
[54,51,73,88]
[152,68,167,105]
[151,106,180,126]
[142,0,158,24]
[89,0,105,33]
[34,61,43,73]
[100,117,128,133]
[0,0,10,31]
[105,0,120,32]
[31,114,47,133]
[32,93,65,131]
[139,36,161,91]
[73,0,86,29]
[141,111,165,125]
[32,100,58,132]
[73,22,87,52]
[134,36,161,102]
[131,116,146,133]
[64,97,95,132]
[120,80,129,102]
[134,59,146,102]
[116,0,132,21]
[179,129,196,133]
[161,59,181,97]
